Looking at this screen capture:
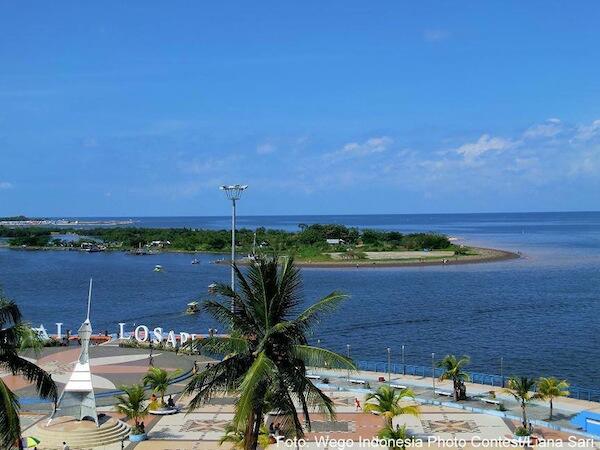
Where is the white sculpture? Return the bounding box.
[48,278,99,426]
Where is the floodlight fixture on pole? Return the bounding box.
[220,184,248,311]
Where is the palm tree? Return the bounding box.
[219,422,271,449]
[504,376,540,428]
[364,385,419,427]
[0,296,57,449]
[537,377,569,420]
[115,384,149,434]
[377,424,414,450]
[182,256,355,450]
[437,355,470,401]
[143,367,180,406]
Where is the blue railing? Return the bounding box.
[355,360,600,403]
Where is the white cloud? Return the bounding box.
[423,29,450,42]
[523,119,563,139]
[256,142,276,155]
[569,151,600,176]
[455,134,514,162]
[329,136,393,160]
[575,119,600,141]
[0,181,13,190]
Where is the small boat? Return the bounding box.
[154,264,163,272]
[186,301,200,315]
[191,258,200,265]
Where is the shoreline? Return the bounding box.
[0,244,521,268]
[262,247,520,268]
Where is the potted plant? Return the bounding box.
[513,426,531,444]
[115,384,149,441]
[143,367,181,411]
[504,376,540,430]
[438,355,470,401]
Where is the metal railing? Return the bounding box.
[355,360,600,403]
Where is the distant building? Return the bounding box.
[148,240,171,248]
[326,238,345,245]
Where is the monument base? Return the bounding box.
[30,415,130,449]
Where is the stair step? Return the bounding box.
[32,419,131,449]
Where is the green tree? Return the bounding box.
[115,384,149,434]
[504,376,540,428]
[537,377,569,420]
[143,367,181,406]
[377,424,414,450]
[0,297,57,449]
[182,256,355,450]
[437,355,470,401]
[218,422,271,449]
[364,385,419,427]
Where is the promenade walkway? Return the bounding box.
[12,345,600,448]
[310,366,600,437]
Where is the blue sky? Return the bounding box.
[1,1,599,216]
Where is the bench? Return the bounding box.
[434,389,453,397]
[149,407,179,415]
[348,379,367,385]
[390,384,407,390]
[480,397,501,405]
[306,374,321,380]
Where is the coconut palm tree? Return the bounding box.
[143,367,181,406]
[437,355,470,401]
[504,376,540,428]
[182,255,355,450]
[0,296,57,449]
[219,422,271,449]
[537,377,569,420]
[377,424,414,450]
[364,385,420,427]
[115,384,149,434]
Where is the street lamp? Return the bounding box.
[346,344,351,381]
[432,352,436,397]
[387,347,391,383]
[500,357,504,388]
[220,184,248,307]
[401,344,405,375]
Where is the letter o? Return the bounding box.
[134,325,149,342]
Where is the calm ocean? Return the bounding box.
[1,212,599,388]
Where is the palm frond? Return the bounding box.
[190,335,249,356]
[0,299,22,328]
[0,353,57,401]
[0,378,21,449]
[295,291,348,331]
[292,345,355,370]
[183,354,253,411]
[233,351,276,429]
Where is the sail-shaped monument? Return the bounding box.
[48,278,99,426]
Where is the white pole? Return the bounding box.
[432,352,436,397]
[87,278,93,321]
[387,347,391,383]
[231,199,236,311]
[346,344,351,381]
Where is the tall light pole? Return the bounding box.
[387,347,391,383]
[220,184,248,310]
[432,352,436,397]
[346,344,351,381]
[500,357,504,388]
[401,344,405,376]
